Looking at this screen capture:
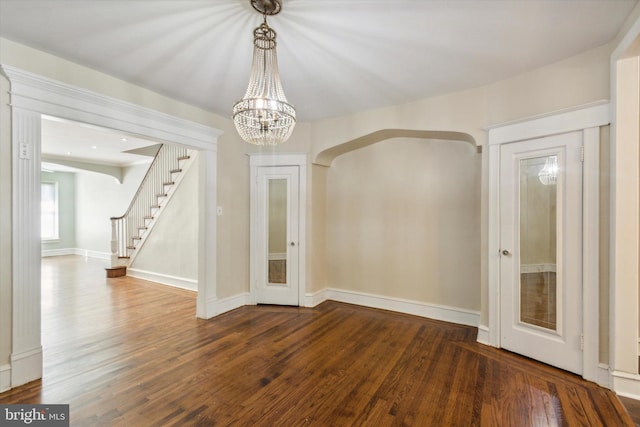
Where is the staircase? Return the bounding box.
[108,144,194,275]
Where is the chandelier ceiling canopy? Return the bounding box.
[233,0,296,146]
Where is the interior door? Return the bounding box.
[499,131,583,375]
[255,166,299,306]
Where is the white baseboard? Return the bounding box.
[308,288,480,327]
[304,288,329,307]
[197,293,249,319]
[597,363,611,389]
[10,346,42,388]
[477,324,490,345]
[79,249,111,260]
[127,268,197,291]
[197,295,218,319]
[0,364,10,393]
[215,293,250,316]
[41,248,111,260]
[612,370,640,400]
[41,248,76,257]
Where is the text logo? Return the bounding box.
[0,405,69,426]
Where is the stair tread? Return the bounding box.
[114,151,186,262]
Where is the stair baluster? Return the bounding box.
[110,144,190,267]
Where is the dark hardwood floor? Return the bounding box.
[0,255,636,426]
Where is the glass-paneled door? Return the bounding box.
[254,166,300,306]
[499,131,583,375]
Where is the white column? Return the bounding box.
[611,56,640,387]
[196,148,218,319]
[11,107,43,387]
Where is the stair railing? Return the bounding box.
[110,144,189,267]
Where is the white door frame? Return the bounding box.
[499,133,583,374]
[485,101,609,385]
[249,153,307,307]
[1,65,222,389]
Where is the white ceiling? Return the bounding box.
[0,0,637,125]
[41,117,157,170]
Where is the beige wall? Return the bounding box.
[310,43,611,161]
[310,42,612,325]
[0,37,256,371]
[131,155,199,285]
[0,28,619,376]
[325,138,481,310]
[309,165,328,293]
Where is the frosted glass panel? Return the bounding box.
[268,179,287,284]
[519,156,557,330]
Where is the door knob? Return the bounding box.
[290,242,295,247]
[502,250,511,256]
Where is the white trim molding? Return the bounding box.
[476,324,490,346]
[1,65,221,150]
[610,20,640,398]
[41,248,76,258]
[248,153,308,307]
[214,293,250,316]
[1,64,222,391]
[304,289,328,308]
[486,102,609,386]
[309,287,480,328]
[0,364,11,393]
[41,248,110,259]
[80,250,111,260]
[598,364,611,389]
[612,370,640,400]
[10,346,43,388]
[487,101,610,145]
[127,269,198,292]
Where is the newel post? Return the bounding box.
[110,217,118,267]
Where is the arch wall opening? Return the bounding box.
[310,130,481,325]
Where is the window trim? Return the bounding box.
[41,180,59,241]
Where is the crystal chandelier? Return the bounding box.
[538,155,558,186]
[233,0,296,146]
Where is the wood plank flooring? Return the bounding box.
[0,255,636,426]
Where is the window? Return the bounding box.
[41,182,59,240]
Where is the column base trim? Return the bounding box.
[0,364,11,393]
[10,346,42,388]
[612,370,640,399]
